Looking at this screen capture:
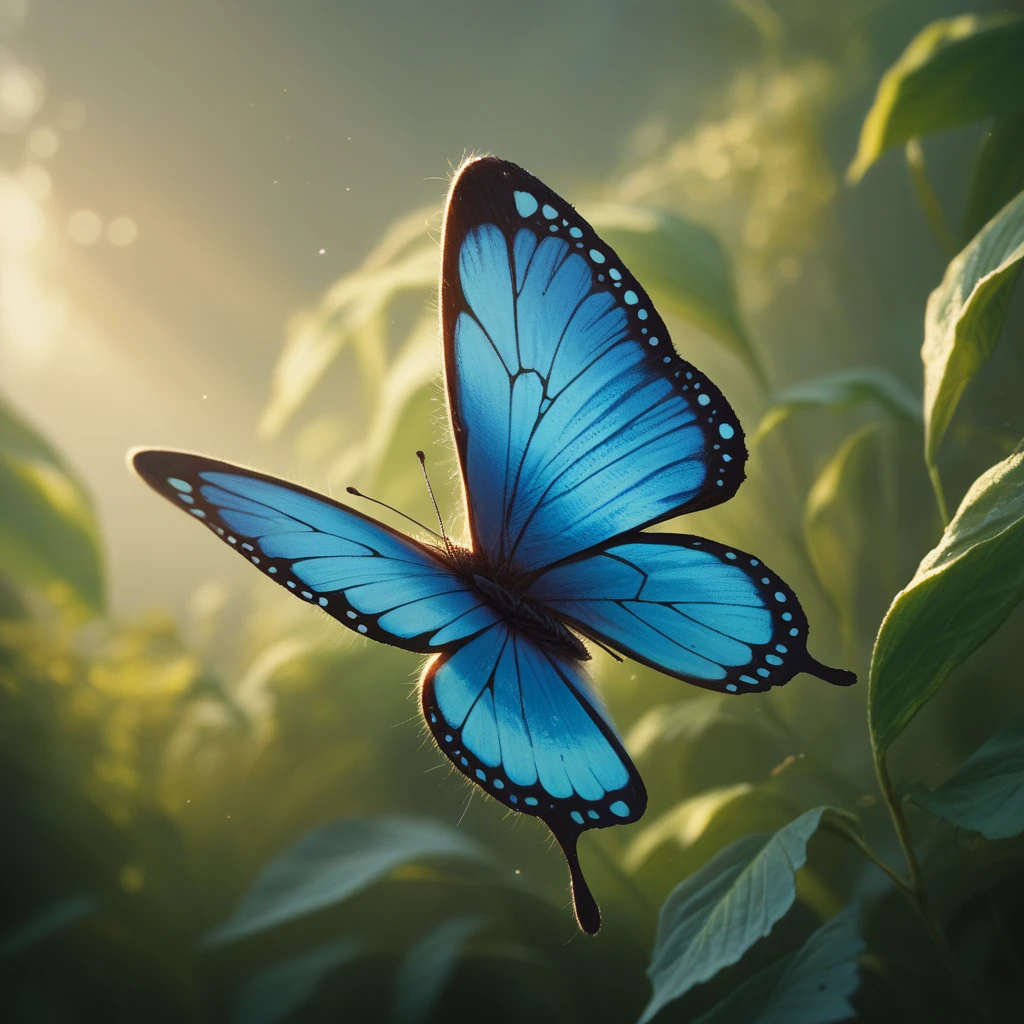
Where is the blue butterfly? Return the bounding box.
[131,156,854,934]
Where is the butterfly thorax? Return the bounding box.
[438,544,589,662]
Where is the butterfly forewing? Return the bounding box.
[131,449,499,652]
[440,156,747,575]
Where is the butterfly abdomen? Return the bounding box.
[468,572,590,662]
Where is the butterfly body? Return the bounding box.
[132,155,855,935]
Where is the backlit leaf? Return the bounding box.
[923,188,1024,465]
[625,697,731,758]
[258,206,438,438]
[585,202,762,384]
[754,369,920,447]
[625,784,753,872]
[870,451,1024,753]
[204,817,492,946]
[0,400,105,612]
[847,14,1024,184]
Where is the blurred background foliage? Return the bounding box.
[2,1,1024,1022]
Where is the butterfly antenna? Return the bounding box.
[345,486,441,540]
[417,451,453,555]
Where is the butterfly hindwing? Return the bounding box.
[421,622,646,931]
[528,533,856,695]
[131,449,499,652]
[441,156,747,573]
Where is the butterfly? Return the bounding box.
[131,156,855,934]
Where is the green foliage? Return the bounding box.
[847,13,1024,184]
[914,712,1024,840]
[392,916,485,1024]
[258,206,438,440]
[205,817,494,946]
[962,109,1024,243]
[923,188,1024,469]
[231,938,366,1024]
[0,896,99,963]
[804,424,883,649]
[585,202,763,383]
[753,369,920,447]
[0,399,105,613]
[870,450,1024,754]
[640,807,843,1022]
[689,903,865,1024]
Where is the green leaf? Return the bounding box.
[804,424,882,648]
[625,697,733,758]
[584,202,763,384]
[0,896,99,962]
[914,712,1024,840]
[961,109,1024,244]
[754,369,920,447]
[847,13,1024,184]
[0,400,105,612]
[923,188,1024,465]
[625,785,753,873]
[204,817,492,946]
[690,903,865,1024]
[640,807,839,1023]
[258,206,438,438]
[326,316,440,488]
[392,916,485,1024]
[870,451,1024,754]
[231,938,365,1024]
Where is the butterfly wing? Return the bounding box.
[441,156,746,573]
[528,533,856,694]
[421,622,646,933]
[131,449,499,651]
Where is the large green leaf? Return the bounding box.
[923,188,1024,465]
[847,13,1024,183]
[0,400,105,612]
[870,451,1024,754]
[231,938,365,1024]
[585,202,762,384]
[753,369,920,447]
[914,712,1024,840]
[961,109,1024,243]
[640,807,839,1023]
[690,903,864,1024]
[204,817,492,946]
[392,916,485,1024]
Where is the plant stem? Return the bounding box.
[874,752,925,898]
[827,818,912,895]
[874,751,979,1007]
[927,460,950,528]
[905,140,956,257]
